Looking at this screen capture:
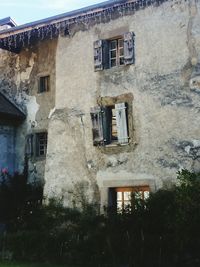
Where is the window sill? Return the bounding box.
[98,142,136,155]
[105,142,128,148]
[30,156,47,162]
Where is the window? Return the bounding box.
[90,102,129,146]
[38,75,50,93]
[94,32,135,71]
[109,186,150,212]
[36,132,48,157]
[109,38,124,67]
[25,132,48,158]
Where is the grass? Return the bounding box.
[0,263,72,267]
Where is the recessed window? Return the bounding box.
[94,32,135,71]
[109,186,150,212]
[38,76,50,93]
[90,102,129,146]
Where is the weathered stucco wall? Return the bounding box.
[44,0,200,207]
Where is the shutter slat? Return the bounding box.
[90,107,104,146]
[124,32,135,65]
[115,103,129,144]
[94,40,103,71]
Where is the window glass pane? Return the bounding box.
[119,57,124,65]
[144,191,150,200]
[119,48,124,56]
[124,191,131,201]
[110,40,117,49]
[39,76,49,93]
[117,192,122,201]
[36,132,47,156]
[117,201,123,210]
[111,59,116,67]
[110,50,116,58]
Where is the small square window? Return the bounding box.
[38,76,50,93]
[94,32,135,71]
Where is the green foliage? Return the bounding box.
[0,170,43,227]
[0,262,68,267]
[1,170,200,267]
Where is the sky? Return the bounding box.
[0,0,107,26]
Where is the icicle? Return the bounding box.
[8,36,12,50]
[41,27,44,40]
[55,23,60,36]
[3,37,7,47]
[27,31,31,45]
[37,28,41,38]
[49,25,53,39]
[19,32,25,47]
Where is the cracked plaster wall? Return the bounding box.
[44,0,200,207]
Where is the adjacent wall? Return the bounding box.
[0,39,57,181]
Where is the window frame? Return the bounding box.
[110,186,150,213]
[94,32,135,71]
[35,132,48,157]
[109,37,124,68]
[90,94,134,150]
[25,131,48,159]
[38,75,50,93]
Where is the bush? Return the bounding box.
[0,170,200,267]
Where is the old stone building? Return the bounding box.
[0,0,200,210]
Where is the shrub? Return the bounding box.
[1,170,200,267]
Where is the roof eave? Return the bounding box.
[0,0,130,38]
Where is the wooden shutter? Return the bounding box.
[115,103,129,144]
[90,107,104,146]
[25,134,33,157]
[102,106,112,145]
[94,40,103,71]
[123,32,135,65]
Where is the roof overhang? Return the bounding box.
[0,0,165,53]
